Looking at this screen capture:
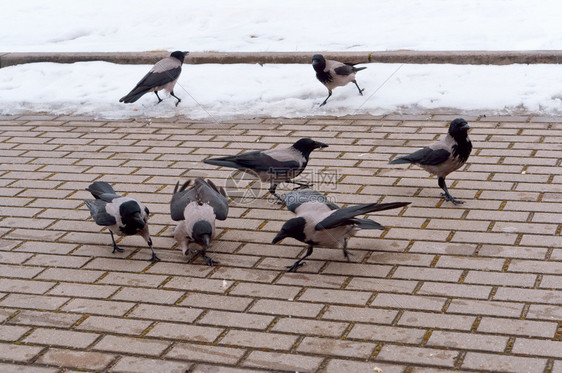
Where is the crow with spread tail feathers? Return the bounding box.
[388,118,472,204]
[170,178,229,266]
[120,51,189,106]
[84,181,158,262]
[273,190,410,272]
[312,54,367,106]
[203,138,328,202]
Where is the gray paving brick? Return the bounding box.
[1,113,560,372]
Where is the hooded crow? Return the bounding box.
[388,118,472,204]
[203,138,328,202]
[273,190,410,272]
[312,54,367,106]
[170,178,229,266]
[119,51,189,106]
[84,181,157,262]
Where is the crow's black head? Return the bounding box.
[448,118,470,138]
[192,220,213,247]
[119,200,146,235]
[272,217,307,244]
[312,54,326,72]
[292,138,328,158]
[171,51,189,63]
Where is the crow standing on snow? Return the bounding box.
[203,138,328,202]
[170,178,229,266]
[273,190,410,272]
[119,51,189,106]
[84,181,158,262]
[312,54,367,106]
[388,118,472,204]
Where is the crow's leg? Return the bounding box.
[342,239,353,261]
[109,231,124,253]
[170,91,182,106]
[353,80,364,95]
[438,176,463,204]
[147,237,160,262]
[269,183,284,204]
[201,248,219,266]
[287,245,314,272]
[320,90,332,107]
[154,91,163,103]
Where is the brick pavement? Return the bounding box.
[0,113,560,372]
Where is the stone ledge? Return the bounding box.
[1,50,562,68]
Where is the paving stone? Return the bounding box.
[271,317,348,337]
[198,310,274,330]
[324,360,405,373]
[0,363,57,373]
[36,348,115,370]
[0,343,44,362]
[110,356,192,373]
[511,338,562,358]
[322,305,397,324]
[23,328,99,348]
[297,336,376,358]
[477,317,558,338]
[165,343,245,365]
[0,325,31,342]
[249,299,324,318]
[447,299,525,318]
[147,322,223,342]
[220,329,298,350]
[241,350,323,371]
[76,316,151,335]
[8,310,81,328]
[61,298,136,316]
[376,345,459,367]
[128,302,203,323]
[426,330,508,352]
[461,352,547,372]
[93,335,170,356]
[0,294,70,310]
[398,311,476,331]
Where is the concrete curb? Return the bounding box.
[1,50,562,68]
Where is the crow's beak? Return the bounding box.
[314,141,328,149]
[272,231,287,244]
[202,234,210,248]
[183,51,190,56]
[461,123,471,131]
[133,213,146,227]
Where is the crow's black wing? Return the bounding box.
[84,200,117,226]
[205,151,299,175]
[170,180,196,221]
[133,66,181,91]
[333,64,355,76]
[315,202,410,230]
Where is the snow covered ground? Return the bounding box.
[2,62,561,119]
[2,0,561,52]
[1,0,561,118]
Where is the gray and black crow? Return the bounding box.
[273,190,410,272]
[119,51,189,106]
[312,54,367,106]
[170,178,229,266]
[388,118,472,204]
[203,138,328,202]
[84,181,157,262]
